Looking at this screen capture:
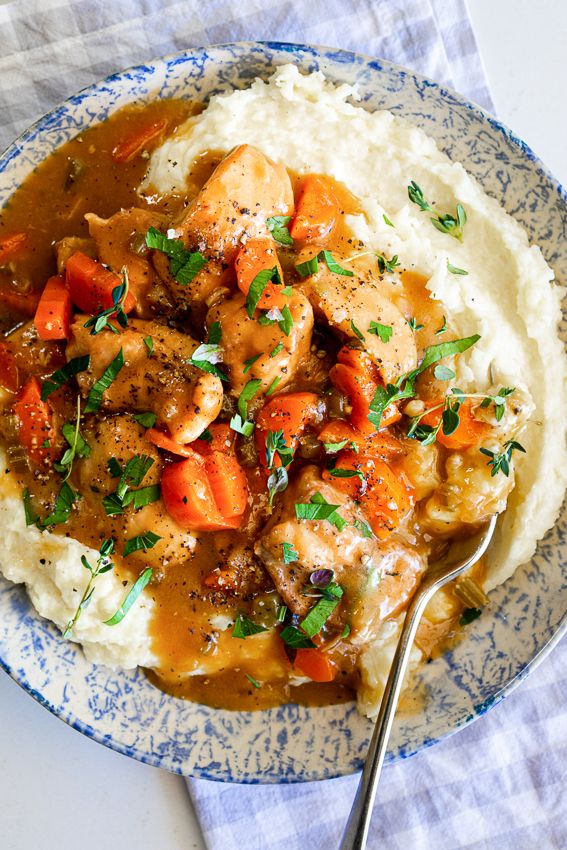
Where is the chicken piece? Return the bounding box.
[85,208,167,316]
[73,414,196,569]
[66,317,223,443]
[255,465,426,645]
[177,144,294,263]
[207,290,314,395]
[54,236,96,275]
[301,250,418,384]
[151,250,233,322]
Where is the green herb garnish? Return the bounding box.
[279,625,316,648]
[300,583,343,637]
[408,317,424,332]
[323,439,349,454]
[232,614,268,639]
[246,266,282,318]
[295,492,347,531]
[37,482,76,529]
[41,355,90,401]
[104,568,153,626]
[54,398,91,481]
[270,342,284,358]
[133,411,158,428]
[368,321,393,343]
[295,250,354,278]
[123,530,161,558]
[265,376,281,396]
[350,320,364,340]
[243,353,261,373]
[146,226,206,285]
[84,349,124,413]
[408,182,467,241]
[144,336,154,356]
[282,542,298,564]
[83,268,130,335]
[479,440,526,477]
[245,673,261,689]
[376,253,400,274]
[447,261,469,276]
[278,304,294,336]
[63,538,115,638]
[459,607,482,626]
[229,414,255,438]
[383,214,394,227]
[266,215,293,246]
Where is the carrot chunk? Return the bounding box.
[66,251,136,315]
[192,423,235,456]
[235,237,287,311]
[255,391,320,467]
[161,448,247,531]
[34,276,72,340]
[146,428,195,457]
[289,175,340,242]
[329,347,400,434]
[0,232,27,263]
[420,400,488,450]
[204,451,248,517]
[13,377,57,465]
[111,120,167,163]
[294,648,337,682]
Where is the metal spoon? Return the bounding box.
[339,515,497,850]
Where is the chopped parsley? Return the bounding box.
[237,379,262,420]
[232,614,268,639]
[243,353,262,373]
[408,317,424,332]
[246,266,282,318]
[278,304,294,336]
[143,335,154,356]
[229,414,255,438]
[84,349,124,413]
[37,482,76,530]
[435,316,448,335]
[447,261,469,276]
[266,215,293,246]
[145,226,207,285]
[103,454,156,516]
[295,250,354,278]
[279,625,315,649]
[245,673,261,689]
[350,319,364,340]
[123,530,161,558]
[282,542,298,564]
[132,411,157,428]
[459,607,482,626]
[295,492,347,531]
[353,518,373,538]
[265,376,281,396]
[323,439,349,454]
[104,568,153,626]
[41,355,91,401]
[269,342,284,358]
[383,213,395,227]
[368,321,393,343]
[300,582,343,638]
[433,364,456,381]
[189,339,228,381]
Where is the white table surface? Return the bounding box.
[1,2,566,848]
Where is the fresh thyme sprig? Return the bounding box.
[84,268,130,335]
[479,440,526,477]
[408,181,467,241]
[63,538,115,638]
[53,396,91,481]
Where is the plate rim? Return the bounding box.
[0,40,565,782]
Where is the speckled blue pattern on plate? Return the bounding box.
[0,42,565,783]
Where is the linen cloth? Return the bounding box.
[0,2,565,849]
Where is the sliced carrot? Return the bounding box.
[294,648,337,682]
[111,120,167,163]
[255,391,320,467]
[0,232,27,264]
[13,377,58,465]
[362,461,415,540]
[317,420,402,460]
[161,448,246,531]
[146,427,194,457]
[330,347,400,435]
[192,423,235,456]
[66,251,136,315]
[289,175,340,242]
[323,451,414,539]
[0,342,19,393]
[204,451,248,518]
[421,400,488,450]
[235,237,287,311]
[34,276,72,340]
[0,283,40,317]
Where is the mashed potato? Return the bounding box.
[1,65,565,716]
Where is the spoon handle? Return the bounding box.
[339,585,434,850]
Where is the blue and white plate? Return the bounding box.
[0,42,565,783]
